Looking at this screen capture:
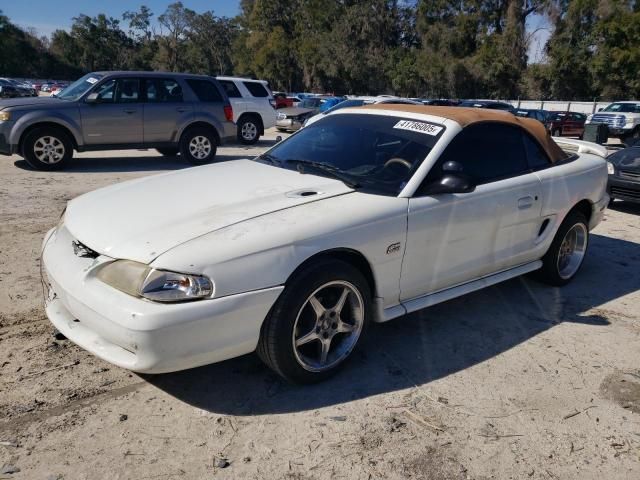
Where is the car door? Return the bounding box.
[79,78,143,145]
[399,123,543,301]
[142,77,192,145]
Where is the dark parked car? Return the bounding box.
[607,146,640,204]
[0,71,236,170]
[0,79,22,98]
[422,99,459,106]
[458,100,514,111]
[514,108,550,127]
[548,111,587,138]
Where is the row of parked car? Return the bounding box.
[0,78,38,98]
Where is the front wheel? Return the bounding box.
[536,211,589,286]
[552,128,561,137]
[622,129,640,147]
[22,127,73,170]
[179,127,217,165]
[257,259,371,383]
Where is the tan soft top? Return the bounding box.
[360,104,567,162]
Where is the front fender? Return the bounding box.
[11,109,83,148]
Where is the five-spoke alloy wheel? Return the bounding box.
[537,210,589,286]
[258,259,371,383]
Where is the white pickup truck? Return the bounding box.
[585,101,640,146]
[42,105,609,383]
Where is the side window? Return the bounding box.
[242,81,269,97]
[93,79,116,103]
[146,79,183,103]
[219,80,242,98]
[115,79,140,103]
[425,123,529,186]
[522,133,550,170]
[186,80,223,102]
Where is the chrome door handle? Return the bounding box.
[518,196,534,209]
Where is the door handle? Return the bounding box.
[123,109,137,114]
[176,107,188,112]
[518,196,534,209]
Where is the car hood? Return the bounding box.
[279,106,315,116]
[64,160,354,264]
[0,97,72,109]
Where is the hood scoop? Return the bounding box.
[286,189,323,198]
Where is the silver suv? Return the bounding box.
[0,71,236,170]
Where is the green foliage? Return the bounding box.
[1,2,639,101]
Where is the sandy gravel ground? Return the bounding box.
[1,129,639,480]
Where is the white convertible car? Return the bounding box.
[42,105,609,383]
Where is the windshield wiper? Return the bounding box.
[285,159,360,189]
[256,153,282,165]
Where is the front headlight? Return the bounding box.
[607,162,615,175]
[96,260,213,302]
[0,111,11,121]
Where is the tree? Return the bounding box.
[155,2,193,72]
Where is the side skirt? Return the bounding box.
[379,260,543,322]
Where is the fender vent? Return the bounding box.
[538,219,550,237]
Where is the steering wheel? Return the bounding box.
[383,157,412,170]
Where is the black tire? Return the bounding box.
[22,127,73,171]
[156,147,179,156]
[552,128,561,137]
[179,127,218,165]
[535,210,589,286]
[257,259,371,384]
[237,116,261,145]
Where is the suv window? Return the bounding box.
[186,79,222,102]
[117,79,140,103]
[426,123,529,186]
[522,133,550,170]
[146,78,183,103]
[219,80,242,98]
[242,81,269,97]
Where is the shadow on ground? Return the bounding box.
[609,199,640,215]
[146,233,639,415]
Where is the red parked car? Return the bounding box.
[548,111,587,138]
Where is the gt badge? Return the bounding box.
[386,242,401,254]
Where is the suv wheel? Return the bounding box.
[179,127,217,165]
[238,116,260,145]
[552,128,561,137]
[622,128,640,147]
[257,259,370,383]
[22,127,73,171]
[535,210,589,286]
[156,147,179,156]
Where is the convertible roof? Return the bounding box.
[361,105,568,162]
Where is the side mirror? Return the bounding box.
[422,161,475,195]
[85,92,99,104]
[597,108,603,112]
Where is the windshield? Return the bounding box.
[255,113,444,195]
[57,73,104,100]
[602,103,640,113]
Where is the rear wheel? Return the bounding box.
[257,259,371,383]
[536,211,589,286]
[179,127,217,165]
[238,116,260,145]
[156,147,179,156]
[552,128,561,137]
[22,127,73,170]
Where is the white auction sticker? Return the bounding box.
[393,120,443,136]
[86,77,98,84]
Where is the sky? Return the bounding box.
[2,1,551,63]
[2,1,242,37]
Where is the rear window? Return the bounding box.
[186,80,222,102]
[243,81,269,97]
[219,80,242,98]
